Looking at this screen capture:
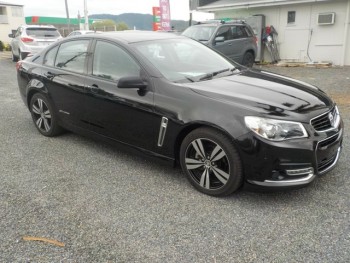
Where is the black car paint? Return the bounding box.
[17,33,343,191]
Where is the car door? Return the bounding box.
[230,25,251,63]
[41,39,91,130]
[212,25,236,60]
[84,39,158,151]
[213,25,246,62]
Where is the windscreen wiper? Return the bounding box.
[198,68,235,81]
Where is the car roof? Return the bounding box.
[21,24,57,29]
[74,31,186,44]
[72,30,95,33]
[193,20,247,27]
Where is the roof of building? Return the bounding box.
[0,1,23,6]
[196,0,337,11]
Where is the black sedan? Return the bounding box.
[16,31,343,196]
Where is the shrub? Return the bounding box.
[0,41,4,52]
[5,44,11,51]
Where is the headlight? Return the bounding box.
[245,116,308,141]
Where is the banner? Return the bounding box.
[159,0,171,31]
[152,7,161,31]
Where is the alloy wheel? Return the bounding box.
[31,98,52,132]
[185,138,230,190]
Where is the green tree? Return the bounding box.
[116,22,129,31]
[91,19,129,31]
[92,19,116,28]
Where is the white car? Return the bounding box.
[9,25,62,61]
[67,30,97,37]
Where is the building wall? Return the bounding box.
[214,1,350,65]
[0,5,25,45]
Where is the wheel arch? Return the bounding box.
[244,49,255,58]
[174,121,238,164]
[26,80,50,109]
[242,48,256,61]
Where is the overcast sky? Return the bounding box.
[5,0,213,21]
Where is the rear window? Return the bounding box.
[26,28,61,38]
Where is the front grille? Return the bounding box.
[318,134,338,148]
[318,153,337,172]
[311,107,337,131]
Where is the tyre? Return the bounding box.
[11,50,18,62]
[29,93,63,137]
[242,52,255,68]
[180,127,243,196]
[19,49,27,60]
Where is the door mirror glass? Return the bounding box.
[214,36,225,43]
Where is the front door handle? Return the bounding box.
[45,71,56,79]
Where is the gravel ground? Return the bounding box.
[0,53,349,262]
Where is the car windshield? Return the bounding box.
[133,38,237,83]
[182,26,216,41]
[26,28,61,38]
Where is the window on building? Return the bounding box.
[0,6,6,15]
[288,11,296,24]
[11,6,23,17]
[0,7,8,24]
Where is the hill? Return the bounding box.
[89,13,191,31]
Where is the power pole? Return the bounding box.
[84,0,88,30]
[65,0,70,34]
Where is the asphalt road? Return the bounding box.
[0,53,349,262]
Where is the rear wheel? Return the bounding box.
[180,127,243,196]
[242,52,255,68]
[29,93,63,137]
[11,50,18,62]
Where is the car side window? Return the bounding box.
[43,45,59,67]
[231,26,248,39]
[244,26,253,37]
[55,40,89,74]
[215,26,232,41]
[92,41,140,81]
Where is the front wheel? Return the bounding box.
[180,128,243,196]
[29,93,63,137]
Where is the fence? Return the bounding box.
[59,26,120,37]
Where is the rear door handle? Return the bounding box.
[87,84,99,93]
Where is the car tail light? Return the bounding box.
[21,37,34,43]
[254,36,258,44]
[16,61,22,71]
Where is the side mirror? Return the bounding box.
[214,36,225,43]
[8,33,14,38]
[117,76,147,90]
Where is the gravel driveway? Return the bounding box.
[0,53,349,262]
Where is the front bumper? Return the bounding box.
[237,119,344,188]
[247,147,341,187]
